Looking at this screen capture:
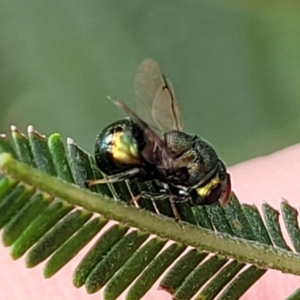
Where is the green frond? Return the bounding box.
[0,126,300,300]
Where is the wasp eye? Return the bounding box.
[218,169,226,181]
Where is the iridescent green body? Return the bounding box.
[95,119,144,176]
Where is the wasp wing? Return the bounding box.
[134,58,183,135]
[110,98,175,168]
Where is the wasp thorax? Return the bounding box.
[164,131,219,186]
[94,119,145,175]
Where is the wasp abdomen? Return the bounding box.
[95,119,145,175]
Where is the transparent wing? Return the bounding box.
[110,98,175,168]
[134,58,183,135]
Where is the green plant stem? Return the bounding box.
[1,153,300,275]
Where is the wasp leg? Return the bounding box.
[85,168,140,187]
[168,194,192,222]
[170,195,191,203]
[170,202,181,222]
[132,191,181,222]
[127,190,167,205]
[127,193,142,205]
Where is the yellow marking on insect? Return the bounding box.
[112,132,140,164]
[196,176,220,198]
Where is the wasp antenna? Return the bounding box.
[109,97,122,107]
[107,95,119,103]
[107,96,124,111]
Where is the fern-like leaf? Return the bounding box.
[0,125,300,300]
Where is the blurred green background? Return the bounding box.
[1,1,300,166]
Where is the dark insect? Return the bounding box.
[87,58,231,219]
